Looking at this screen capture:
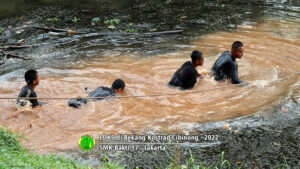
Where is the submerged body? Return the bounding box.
[211,51,242,84]
[169,61,199,89]
[68,86,116,108]
[17,85,39,107]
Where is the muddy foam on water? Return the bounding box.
[0,18,299,152]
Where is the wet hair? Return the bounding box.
[24,69,38,85]
[232,41,243,51]
[191,50,202,64]
[112,79,125,90]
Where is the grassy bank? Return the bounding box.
[0,127,291,169]
[0,127,234,169]
[0,126,243,169]
[0,127,88,168]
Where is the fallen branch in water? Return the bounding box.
[31,26,86,34]
[0,45,33,50]
[0,49,32,62]
[143,30,183,35]
[108,30,183,36]
[1,42,24,46]
[0,43,48,50]
[30,26,182,36]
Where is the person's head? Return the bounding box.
[111,79,125,93]
[191,50,204,67]
[231,41,244,59]
[24,69,39,88]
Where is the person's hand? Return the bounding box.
[38,102,47,105]
[239,81,249,87]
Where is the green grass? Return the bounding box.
[0,27,4,34]
[0,127,128,169]
[72,17,80,23]
[120,29,138,33]
[104,19,120,30]
[104,19,120,25]
[162,150,243,169]
[47,17,59,22]
[0,127,87,169]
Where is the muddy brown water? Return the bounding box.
[0,17,299,153]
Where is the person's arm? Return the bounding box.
[16,87,27,106]
[182,67,197,89]
[30,91,39,107]
[187,75,197,88]
[230,62,242,84]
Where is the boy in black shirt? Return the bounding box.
[17,70,42,107]
[211,41,246,84]
[169,50,204,89]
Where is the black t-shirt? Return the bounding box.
[169,61,198,89]
[68,86,116,108]
[211,51,242,84]
[17,85,39,107]
[87,86,116,100]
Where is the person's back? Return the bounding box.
[68,79,125,108]
[169,61,198,89]
[169,50,204,90]
[87,86,116,101]
[211,51,238,81]
[211,41,245,84]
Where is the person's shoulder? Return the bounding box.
[102,86,113,92]
[221,51,230,56]
[182,61,192,67]
[21,85,28,90]
[93,86,107,91]
[19,85,29,94]
[221,51,233,61]
[89,86,114,96]
[182,63,197,75]
[18,85,30,97]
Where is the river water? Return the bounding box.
[0,0,299,153]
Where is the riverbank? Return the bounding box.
[53,97,298,168]
[2,96,298,168]
[0,127,86,168]
[0,127,242,168]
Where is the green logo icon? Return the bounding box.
[79,135,95,151]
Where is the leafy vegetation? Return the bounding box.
[162,149,244,169]
[0,27,4,34]
[104,19,120,25]
[72,17,80,23]
[47,17,59,22]
[0,128,86,169]
[104,19,120,30]
[99,154,125,169]
[120,29,138,33]
[91,17,101,24]
[108,25,116,29]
